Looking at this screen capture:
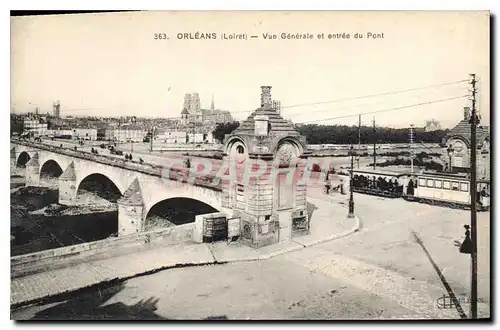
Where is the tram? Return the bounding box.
[350,169,409,198]
[349,168,490,212]
[406,172,490,211]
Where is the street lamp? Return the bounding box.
[447,145,455,172]
[348,145,355,218]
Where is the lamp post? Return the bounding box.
[348,145,355,218]
[447,145,455,172]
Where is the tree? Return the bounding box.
[212,121,240,143]
[295,124,449,145]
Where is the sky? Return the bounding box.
[11,11,490,129]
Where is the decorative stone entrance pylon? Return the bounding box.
[222,86,311,248]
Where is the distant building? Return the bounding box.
[105,126,148,142]
[181,93,233,125]
[424,119,441,132]
[10,115,24,135]
[201,109,233,124]
[154,128,214,144]
[46,129,73,139]
[53,101,61,118]
[155,129,187,144]
[186,132,214,144]
[183,93,202,123]
[442,107,490,180]
[72,128,98,141]
[23,116,48,136]
[181,108,191,126]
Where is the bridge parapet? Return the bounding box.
[11,139,222,192]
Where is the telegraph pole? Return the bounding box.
[469,73,478,319]
[358,114,361,169]
[150,126,154,152]
[373,117,376,170]
[348,145,355,218]
[192,121,196,153]
[409,124,415,174]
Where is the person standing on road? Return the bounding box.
[325,177,331,195]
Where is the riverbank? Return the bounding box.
[11,184,119,257]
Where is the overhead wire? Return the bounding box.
[15,79,469,119]
[298,95,469,124]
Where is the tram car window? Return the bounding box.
[443,180,450,189]
[426,179,434,188]
[460,182,469,192]
[435,180,442,189]
[451,182,459,191]
[419,178,426,186]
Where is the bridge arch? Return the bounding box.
[144,197,219,231]
[16,151,31,168]
[76,173,123,203]
[40,159,64,180]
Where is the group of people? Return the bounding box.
[324,179,345,195]
[352,174,404,195]
[477,187,489,206]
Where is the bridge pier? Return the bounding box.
[59,162,77,206]
[117,179,145,236]
[25,153,40,187]
[10,147,16,168]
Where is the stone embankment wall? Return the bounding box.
[11,223,194,278]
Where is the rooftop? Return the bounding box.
[352,168,409,177]
[443,108,490,147]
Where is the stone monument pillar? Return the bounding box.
[222,86,311,248]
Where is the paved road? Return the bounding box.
[11,190,490,320]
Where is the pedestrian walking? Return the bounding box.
[325,178,331,195]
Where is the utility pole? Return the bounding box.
[348,145,355,218]
[192,120,196,153]
[118,117,122,149]
[373,117,376,170]
[409,124,415,174]
[357,114,361,169]
[469,73,478,319]
[150,126,154,153]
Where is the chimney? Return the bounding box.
[260,86,272,110]
[464,107,471,121]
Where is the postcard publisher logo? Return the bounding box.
[436,294,484,309]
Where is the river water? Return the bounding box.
[10,170,119,256]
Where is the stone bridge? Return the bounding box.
[11,140,227,236]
